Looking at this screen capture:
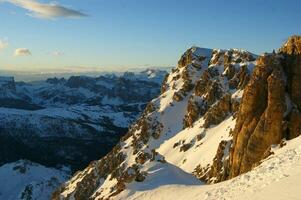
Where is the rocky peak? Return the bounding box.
[183,49,255,128]
[178,47,212,69]
[208,36,301,182]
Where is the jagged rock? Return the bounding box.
[180,143,192,152]
[135,152,151,165]
[209,36,301,182]
[183,97,204,128]
[228,65,250,89]
[228,54,286,178]
[183,49,254,128]
[207,140,231,183]
[160,74,169,94]
[203,93,232,128]
[289,109,301,139]
[172,91,184,102]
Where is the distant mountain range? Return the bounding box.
[0,69,167,173]
[0,66,172,82]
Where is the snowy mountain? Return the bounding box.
[54,36,301,200]
[0,69,167,171]
[0,160,69,200]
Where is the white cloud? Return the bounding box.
[0,39,8,51]
[14,48,31,56]
[50,51,63,56]
[5,0,86,19]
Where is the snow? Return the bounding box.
[158,116,235,173]
[114,162,201,200]
[0,160,69,200]
[123,69,168,84]
[115,135,301,200]
[0,104,134,137]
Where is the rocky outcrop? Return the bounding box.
[229,54,286,178]
[183,49,255,128]
[203,93,232,128]
[209,36,301,181]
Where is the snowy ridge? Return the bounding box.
[56,47,257,199]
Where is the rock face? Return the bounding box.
[209,36,301,181]
[183,49,255,128]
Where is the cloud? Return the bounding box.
[14,48,31,56]
[50,51,64,56]
[5,0,86,19]
[0,39,8,51]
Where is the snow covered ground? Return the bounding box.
[116,135,301,200]
[0,160,70,200]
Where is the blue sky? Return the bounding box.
[0,0,301,72]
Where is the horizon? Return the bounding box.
[0,0,301,72]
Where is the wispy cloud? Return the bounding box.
[5,0,86,19]
[14,48,31,56]
[0,39,8,51]
[50,51,64,56]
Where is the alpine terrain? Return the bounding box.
[53,36,301,200]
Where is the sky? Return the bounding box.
[0,0,301,73]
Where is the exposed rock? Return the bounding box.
[183,49,254,128]
[229,53,285,178]
[209,36,301,182]
[207,140,231,183]
[289,109,301,139]
[180,143,192,152]
[203,93,232,128]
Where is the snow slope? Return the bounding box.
[0,160,69,200]
[56,47,258,199]
[117,135,301,200]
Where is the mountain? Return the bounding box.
[0,160,69,200]
[54,36,301,200]
[0,69,167,171]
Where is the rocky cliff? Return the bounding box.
[214,36,301,180]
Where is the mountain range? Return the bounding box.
[0,68,169,200]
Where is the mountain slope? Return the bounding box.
[0,160,69,200]
[117,135,301,200]
[54,46,257,199]
[54,36,301,200]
